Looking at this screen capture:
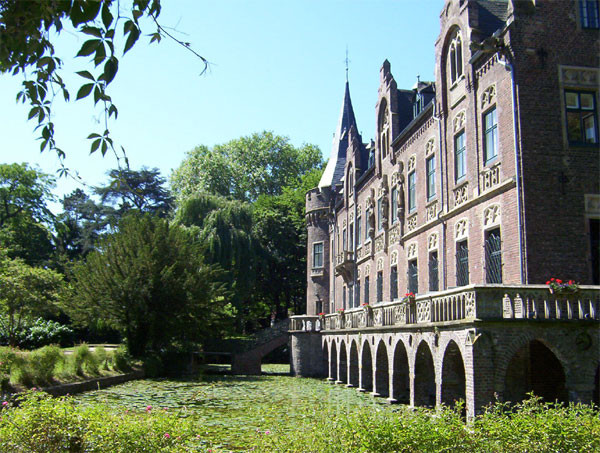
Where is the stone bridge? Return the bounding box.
[231,319,290,375]
[289,285,600,417]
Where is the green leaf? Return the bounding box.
[76,70,95,81]
[103,57,119,85]
[132,9,143,21]
[101,3,113,29]
[87,133,102,139]
[77,39,100,57]
[90,138,102,154]
[76,83,94,100]
[124,27,140,54]
[149,32,162,44]
[93,45,106,67]
[82,26,103,38]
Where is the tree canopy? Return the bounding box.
[171,131,323,203]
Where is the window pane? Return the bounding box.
[408,172,416,211]
[377,198,383,231]
[455,132,466,180]
[357,216,362,245]
[567,111,583,142]
[583,113,598,143]
[429,252,439,292]
[581,93,595,110]
[391,188,398,223]
[456,240,469,286]
[566,92,579,109]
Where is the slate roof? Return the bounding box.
[318,81,358,189]
[477,0,509,37]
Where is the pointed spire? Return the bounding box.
[319,81,359,189]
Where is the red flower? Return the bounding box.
[568,280,574,285]
[556,279,562,284]
[550,277,555,281]
[318,312,325,316]
[546,281,550,285]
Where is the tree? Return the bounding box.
[171,131,323,203]
[0,0,206,164]
[174,193,263,332]
[65,214,229,357]
[0,163,55,265]
[95,167,174,219]
[0,250,64,347]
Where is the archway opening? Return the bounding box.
[361,342,373,392]
[414,341,436,407]
[322,342,329,378]
[338,341,348,384]
[393,340,410,404]
[375,340,389,397]
[504,340,567,404]
[441,340,466,407]
[349,341,359,387]
[330,341,338,381]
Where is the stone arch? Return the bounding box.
[441,340,466,407]
[414,340,436,407]
[504,339,567,404]
[374,340,390,397]
[392,339,410,404]
[360,340,373,392]
[322,341,329,378]
[330,340,338,382]
[439,23,463,108]
[338,340,348,384]
[348,339,360,387]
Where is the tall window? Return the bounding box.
[365,209,370,240]
[429,251,439,292]
[377,198,383,232]
[342,228,347,251]
[364,276,370,304]
[355,280,361,306]
[426,156,436,200]
[348,285,354,309]
[408,171,416,212]
[456,240,469,286]
[449,33,463,84]
[347,167,354,195]
[390,266,398,300]
[580,0,600,28]
[483,107,498,163]
[408,260,418,294]
[485,229,502,283]
[349,223,354,250]
[357,215,362,246]
[391,187,398,224]
[455,131,466,182]
[342,286,346,309]
[312,242,323,268]
[565,91,598,144]
[376,271,383,303]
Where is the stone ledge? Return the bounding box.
[41,370,145,397]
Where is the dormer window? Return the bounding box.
[413,92,424,117]
[449,32,463,84]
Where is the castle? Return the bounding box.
[290,0,599,417]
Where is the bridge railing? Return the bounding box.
[289,285,600,332]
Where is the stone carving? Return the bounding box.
[426,202,438,222]
[481,84,496,108]
[367,189,376,238]
[407,155,416,172]
[483,204,501,228]
[407,214,417,232]
[374,308,383,326]
[365,264,370,275]
[454,183,468,207]
[395,305,406,324]
[375,235,385,253]
[388,224,401,245]
[455,218,468,240]
[425,138,435,156]
[391,250,398,265]
[417,300,431,323]
[560,66,599,88]
[428,232,438,251]
[376,257,384,271]
[513,294,523,319]
[465,292,476,318]
[481,164,500,191]
[503,294,513,318]
[407,242,417,260]
[585,194,600,215]
[453,110,466,133]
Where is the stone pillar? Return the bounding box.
[387,370,398,403]
[290,330,326,378]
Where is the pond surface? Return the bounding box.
[73,364,396,451]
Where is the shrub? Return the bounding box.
[113,345,132,372]
[94,346,108,370]
[9,353,33,387]
[0,318,74,349]
[68,344,99,376]
[0,347,17,391]
[28,345,64,384]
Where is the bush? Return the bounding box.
[0,318,74,349]
[94,346,109,370]
[0,391,210,452]
[68,344,99,376]
[113,345,132,372]
[28,345,63,384]
[142,353,163,378]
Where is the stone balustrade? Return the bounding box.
[289,285,600,332]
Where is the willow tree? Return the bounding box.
[174,193,265,332]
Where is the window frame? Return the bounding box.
[456,239,469,287]
[391,187,398,224]
[449,32,464,85]
[580,0,600,29]
[565,90,598,145]
[429,251,439,292]
[408,171,416,212]
[376,270,383,303]
[390,265,398,301]
[357,215,362,246]
[407,259,418,295]
[483,106,499,164]
[377,197,384,232]
[312,241,324,269]
[454,130,466,182]
[426,155,436,201]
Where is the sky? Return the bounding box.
[0,0,445,210]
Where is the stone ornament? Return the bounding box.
[560,66,599,88]
[455,218,468,240]
[376,257,384,271]
[407,242,418,259]
[428,232,438,251]
[483,204,501,228]
[365,264,370,275]
[407,155,416,172]
[374,308,383,326]
[391,250,398,265]
[481,84,496,109]
[454,183,468,207]
[453,110,466,133]
[426,202,438,222]
[407,214,418,232]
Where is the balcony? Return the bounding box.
[335,250,355,284]
[290,285,600,332]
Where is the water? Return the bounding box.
[72,364,396,451]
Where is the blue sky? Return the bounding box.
[0,0,444,207]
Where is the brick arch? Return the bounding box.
[501,335,568,404]
[360,339,374,392]
[375,339,390,397]
[348,339,360,387]
[329,340,338,382]
[338,340,348,384]
[414,339,436,407]
[392,338,410,404]
[441,339,466,407]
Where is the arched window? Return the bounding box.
[449,32,463,84]
[378,102,390,160]
[347,165,354,196]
